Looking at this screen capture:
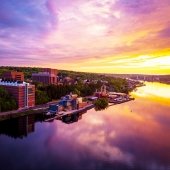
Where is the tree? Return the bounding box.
[72,88,81,96]
[0,87,17,112]
[94,98,109,111]
[35,90,50,105]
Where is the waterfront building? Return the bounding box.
[47,94,87,115]
[32,68,58,84]
[0,79,35,109]
[2,71,24,81]
[95,84,108,98]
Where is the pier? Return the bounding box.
[109,97,135,104]
[44,104,94,122]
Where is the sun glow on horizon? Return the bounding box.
[131,82,170,105]
[0,0,170,74]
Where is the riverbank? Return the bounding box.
[0,108,47,122]
[44,104,94,122]
[108,97,135,106]
[0,96,134,122]
[0,82,140,122]
[0,98,62,121]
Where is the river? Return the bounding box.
[0,82,170,170]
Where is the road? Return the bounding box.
[0,100,59,117]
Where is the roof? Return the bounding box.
[0,80,30,87]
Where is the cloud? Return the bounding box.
[0,0,170,74]
[158,26,170,38]
[114,0,158,15]
[0,0,57,35]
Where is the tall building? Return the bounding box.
[43,68,57,75]
[2,71,24,81]
[32,68,58,84]
[0,80,35,109]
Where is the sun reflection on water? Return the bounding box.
[0,82,170,170]
[131,82,170,105]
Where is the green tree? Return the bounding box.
[35,90,50,105]
[0,87,17,112]
[72,88,81,96]
[94,98,109,111]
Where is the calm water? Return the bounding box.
[0,82,170,170]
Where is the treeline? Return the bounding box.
[59,70,131,93]
[0,87,17,112]
[35,82,103,105]
[107,77,130,93]
[0,66,103,80]
[59,70,105,80]
[34,78,131,105]
[0,66,40,79]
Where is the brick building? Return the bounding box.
[2,71,24,81]
[32,68,58,84]
[0,80,35,109]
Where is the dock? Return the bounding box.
[109,97,135,105]
[44,104,94,122]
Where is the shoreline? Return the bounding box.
[0,97,135,122]
[44,104,94,122]
[0,86,140,122]
[0,108,47,122]
[0,100,61,121]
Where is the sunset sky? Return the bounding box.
[0,0,170,74]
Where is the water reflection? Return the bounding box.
[61,113,83,124]
[131,82,170,105]
[0,82,170,170]
[0,114,44,139]
[0,115,35,138]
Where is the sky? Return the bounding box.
[0,0,170,74]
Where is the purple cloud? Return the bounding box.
[0,0,170,73]
[114,0,157,14]
[158,26,170,38]
[0,0,57,34]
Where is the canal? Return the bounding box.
[0,82,170,170]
